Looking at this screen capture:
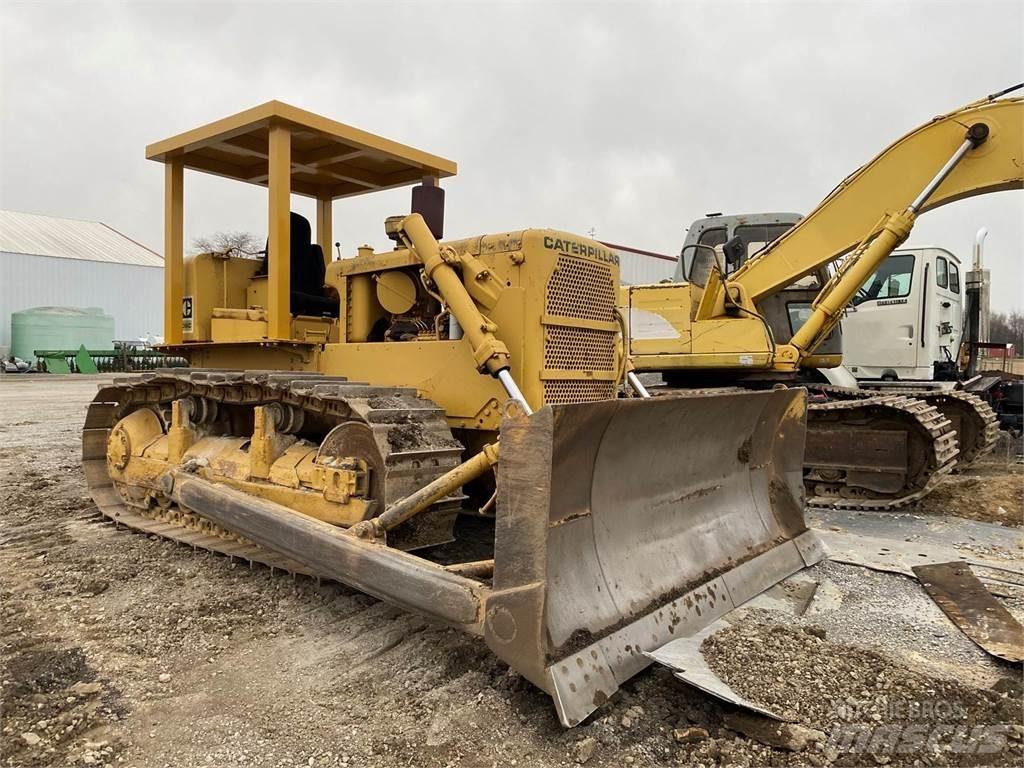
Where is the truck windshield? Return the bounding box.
[854,253,915,304]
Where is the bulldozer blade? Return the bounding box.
[151,388,821,727]
[485,388,825,726]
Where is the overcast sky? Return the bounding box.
[2,0,1022,311]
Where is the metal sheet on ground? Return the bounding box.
[808,507,1024,555]
[808,508,1024,594]
[912,561,1024,664]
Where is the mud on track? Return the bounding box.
[2,376,1021,767]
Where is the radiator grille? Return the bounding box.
[543,380,618,405]
[545,326,617,370]
[545,256,615,322]
[542,255,617,404]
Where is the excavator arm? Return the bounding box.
[731,90,1023,303]
[626,89,1022,376]
[720,90,1023,364]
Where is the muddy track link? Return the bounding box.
[82,369,465,574]
[808,385,999,466]
[804,389,959,510]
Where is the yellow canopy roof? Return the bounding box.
[146,100,457,199]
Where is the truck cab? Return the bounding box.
[842,247,963,381]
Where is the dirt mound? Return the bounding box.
[914,459,1023,526]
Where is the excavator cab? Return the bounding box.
[676,213,843,373]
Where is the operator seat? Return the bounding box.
[257,212,340,318]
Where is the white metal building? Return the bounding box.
[603,241,677,284]
[0,210,163,357]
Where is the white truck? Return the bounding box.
[843,246,964,383]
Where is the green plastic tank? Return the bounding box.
[10,306,115,362]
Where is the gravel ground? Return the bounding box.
[2,375,1022,768]
[702,617,1023,767]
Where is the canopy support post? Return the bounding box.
[267,123,292,340]
[163,157,184,345]
[316,195,333,267]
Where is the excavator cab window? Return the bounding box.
[786,302,814,334]
[949,262,960,294]
[698,227,728,249]
[682,227,727,280]
[730,223,795,269]
[853,253,915,305]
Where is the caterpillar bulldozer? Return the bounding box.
[623,87,1022,509]
[83,102,822,727]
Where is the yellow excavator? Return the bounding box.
[623,86,1023,509]
[83,102,821,727]
[675,211,1000,480]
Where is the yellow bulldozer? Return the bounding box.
[622,87,1023,509]
[83,102,821,727]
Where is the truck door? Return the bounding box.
[929,253,962,376]
[848,252,919,375]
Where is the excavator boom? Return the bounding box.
[732,93,1023,306]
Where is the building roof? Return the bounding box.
[146,100,457,200]
[0,210,163,267]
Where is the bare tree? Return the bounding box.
[190,231,264,257]
[989,310,1024,354]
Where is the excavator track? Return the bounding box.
[82,369,465,574]
[921,391,1000,464]
[803,387,959,510]
[650,383,958,511]
[810,385,999,466]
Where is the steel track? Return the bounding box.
[82,369,464,575]
[808,385,998,465]
[650,383,960,511]
[803,390,959,510]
